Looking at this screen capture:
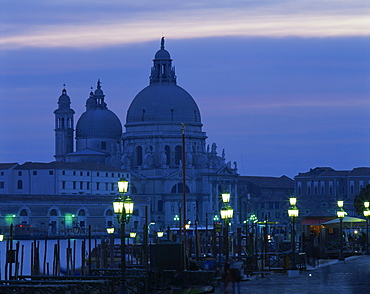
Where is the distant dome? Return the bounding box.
[155,49,171,60]
[126,83,202,126]
[58,89,71,104]
[76,109,122,139]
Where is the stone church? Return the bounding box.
[53,38,239,232]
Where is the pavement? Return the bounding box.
[213,255,370,294]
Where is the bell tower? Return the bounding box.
[54,86,75,161]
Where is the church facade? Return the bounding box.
[0,39,239,237]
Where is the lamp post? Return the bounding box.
[337,200,346,261]
[113,178,134,294]
[220,204,234,260]
[287,197,299,270]
[364,201,370,255]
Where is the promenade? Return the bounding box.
[214,255,370,294]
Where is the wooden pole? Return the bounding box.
[181,124,187,269]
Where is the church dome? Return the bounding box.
[126,83,201,125]
[125,38,202,126]
[155,48,171,60]
[76,109,122,139]
[76,80,122,139]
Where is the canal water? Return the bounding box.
[0,238,113,279]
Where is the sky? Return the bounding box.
[0,0,369,179]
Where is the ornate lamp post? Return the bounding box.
[220,204,234,260]
[113,178,134,294]
[364,201,370,255]
[287,197,299,270]
[337,200,346,261]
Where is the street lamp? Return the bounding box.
[337,200,346,261]
[113,178,134,294]
[106,226,115,235]
[185,220,191,230]
[220,204,234,260]
[364,201,370,255]
[221,192,231,203]
[287,197,299,270]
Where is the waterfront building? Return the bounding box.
[294,167,370,216]
[0,38,239,236]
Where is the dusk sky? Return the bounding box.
[0,1,369,178]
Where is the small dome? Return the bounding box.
[58,89,71,104]
[76,109,122,139]
[126,83,201,126]
[155,49,171,60]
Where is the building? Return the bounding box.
[294,167,370,216]
[0,162,130,237]
[0,38,239,236]
[237,175,294,227]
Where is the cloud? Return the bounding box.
[1,1,369,49]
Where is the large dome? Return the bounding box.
[76,109,122,139]
[126,83,202,126]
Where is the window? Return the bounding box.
[87,182,90,190]
[0,172,4,176]
[18,171,22,176]
[329,182,333,194]
[314,182,318,194]
[0,182,4,189]
[50,209,58,216]
[80,182,83,189]
[87,172,90,176]
[96,182,100,190]
[33,171,37,175]
[297,182,302,195]
[307,183,311,194]
[111,183,114,191]
[80,172,83,176]
[49,171,53,175]
[269,202,274,209]
[101,141,107,150]
[73,181,76,189]
[105,183,109,190]
[17,180,23,189]
[171,183,190,193]
[158,200,163,212]
[136,146,143,166]
[106,173,108,177]
[20,209,28,216]
[97,172,100,177]
[111,173,114,177]
[73,171,76,176]
[175,145,182,165]
[62,181,66,189]
[321,182,325,194]
[165,145,171,165]
[359,181,364,191]
[62,171,66,175]
[350,181,354,194]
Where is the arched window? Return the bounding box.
[136,146,143,166]
[171,183,190,194]
[158,200,163,212]
[20,209,28,216]
[78,209,86,216]
[175,145,182,165]
[105,209,113,216]
[50,209,58,216]
[17,180,23,190]
[165,145,171,165]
